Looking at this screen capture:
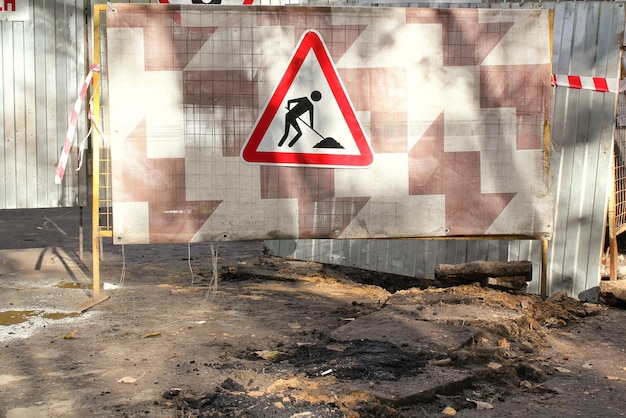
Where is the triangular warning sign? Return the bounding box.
[241,30,373,168]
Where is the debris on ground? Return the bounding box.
[1,217,625,418]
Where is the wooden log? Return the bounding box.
[434,261,532,288]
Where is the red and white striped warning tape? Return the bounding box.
[54,64,100,185]
[552,73,619,93]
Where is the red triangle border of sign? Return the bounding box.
[241,30,373,167]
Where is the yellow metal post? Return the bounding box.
[92,5,103,297]
[77,4,109,311]
[608,145,619,281]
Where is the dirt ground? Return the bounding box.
[2,208,626,417]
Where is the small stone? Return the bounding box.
[442,406,457,416]
[520,380,533,390]
[162,388,180,399]
[467,398,494,410]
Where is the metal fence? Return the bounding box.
[0,0,88,208]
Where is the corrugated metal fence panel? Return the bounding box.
[0,0,87,208]
[266,1,624,299]
[265,239,511,278]
[548,1,622,300]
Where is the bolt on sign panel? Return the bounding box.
[106,4,553,244]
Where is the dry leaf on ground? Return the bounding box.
[117,371,146,384]
[63,330,78,339]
